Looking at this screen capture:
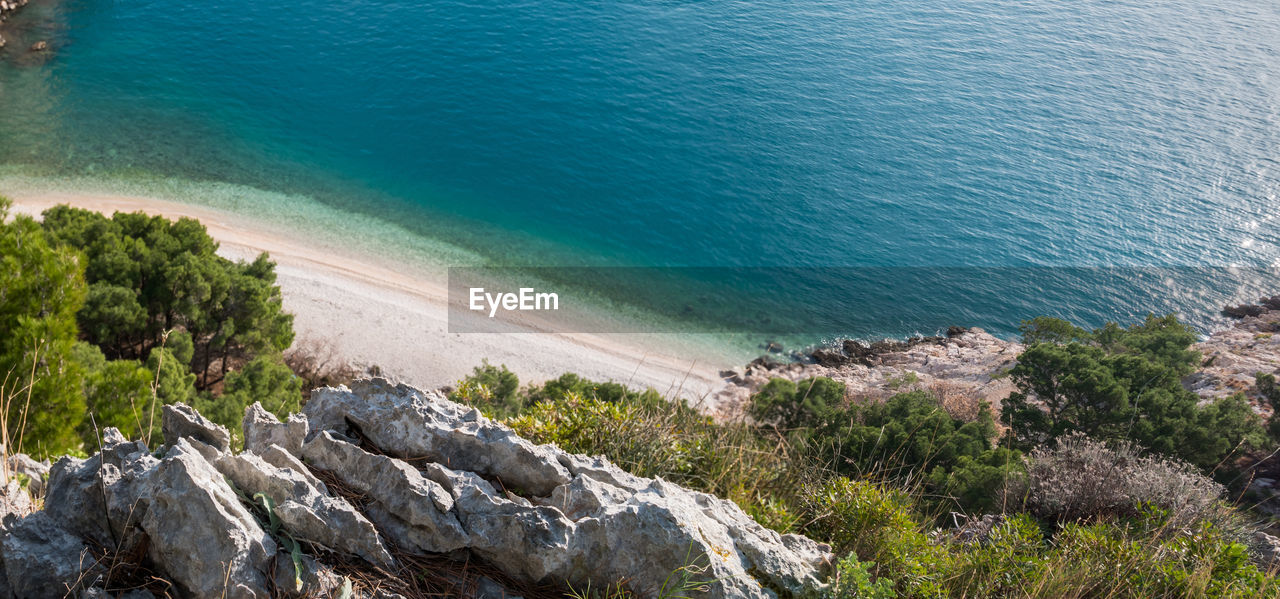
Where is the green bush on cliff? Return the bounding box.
[1001,314,1266,470]
[752,385,1022,516]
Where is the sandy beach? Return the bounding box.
[5,189,735,408]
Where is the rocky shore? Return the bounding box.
[713,327,1024,417]
[715,301,1280,418]
[0,379,831,598]
[0,0,30,49]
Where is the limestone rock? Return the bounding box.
[243,402,307,455]
[43,429,157,549]
[141,439,275,598]
[163,403,231,453]
[308,379,832,597]
[0,479,32,525]
[271,550,344,597]
[301,430,468,553]
[306,378,571,496]
[5,453,50,497]
[215,446,394,568]
[2,511,102,598]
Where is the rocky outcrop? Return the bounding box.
[1186,302,1280,405]
[714,328,1023,415]
[0,383,832,597]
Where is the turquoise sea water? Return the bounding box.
[2,0,1279,348]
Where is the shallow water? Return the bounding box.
[2,0,1279,348]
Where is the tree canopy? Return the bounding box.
[40,206,294,390]
[0,199,300,456]
[1001,315,1264,469]
[0,199,88,455]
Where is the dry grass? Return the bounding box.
[284,338,366,402]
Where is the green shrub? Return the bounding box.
[800,477,946,597]
[795,388,1022,515]
[507,392,790,507]
[940,514,1047,598]
[1002,314,1266,470]
[825,553,897,599]
[448,360,523,418]
[749,377,846,430]
[1029,520,1274,599]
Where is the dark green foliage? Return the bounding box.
[0,198,88,457]
[207,353,302,434]
[754,383,1020,515]
[748,376,846,430]
[448,360,523,417]
[1001,314,1265,470]
[146,331,197,407]
[78,355,155,446]
[526,371,666,408]
[1019,316,1090,345]
[40,206,294,390]
[1258,373,1280,442]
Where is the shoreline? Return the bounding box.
[4,188,740,410]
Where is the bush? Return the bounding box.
[448,360,523,418]
[940,514,1048,598]
[749,377,846,430]
[1028,520,1273,599]
[795,388,1022,515]
[1013,433,1229,529]
[1002,314,1266,470]
[508,391,790,508]
[799,477,946,597]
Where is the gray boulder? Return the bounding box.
[301,430,468,553]
[2,511,101,598]
[243,402,307,455]
[163,403,232,453]
[306,379,572,496]
[5,453,50,497]
[215,446,395,568]
[141,439,275,598]
[43,429,157,549]
[306,379,833,597]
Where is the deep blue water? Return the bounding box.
[2,0,1280,345]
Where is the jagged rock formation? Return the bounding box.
[0,379,832,598]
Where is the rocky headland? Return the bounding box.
[0,379,832,598]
